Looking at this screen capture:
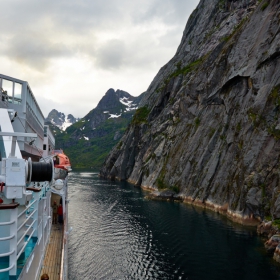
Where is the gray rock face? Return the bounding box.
[100,0,280,222]
[85,88,140,131]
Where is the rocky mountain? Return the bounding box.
[54,89,143,168]
[100,0,280,226]
[46,109,79,131]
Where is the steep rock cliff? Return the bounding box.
[100,0,280,224]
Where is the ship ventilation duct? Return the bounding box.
[31,162,53,182]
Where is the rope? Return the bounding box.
[31,162,53,182]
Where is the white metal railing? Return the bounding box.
[0,234,15,241]
[0,197,38,274]
[16,200,38,264]
[0,220,15,226]
[17,209,37,232]
[0,249,15,257]
[0,264,15,273]
[17,219,36,246]
[0,218,16,273]
[17,228,36,260]
[0,178,57,276]
[17,199,37,218]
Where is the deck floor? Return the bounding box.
[40,223,63,280]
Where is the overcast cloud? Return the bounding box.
[0,0,199,118]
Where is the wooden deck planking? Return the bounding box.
[40,224,63,280]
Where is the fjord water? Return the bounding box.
[68,171,280,280]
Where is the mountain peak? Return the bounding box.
[105,88,115,96]
[45,110,79,131]
[52,88,143,168]
[95,88,136,112]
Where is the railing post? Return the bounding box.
[9,207,18,276]
[12,82,15,103]
[47,186,52,238]
[17,205,26,263]
[22,81,27,114]
[32,192,40,238]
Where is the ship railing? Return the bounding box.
[0,217,17,274]
[0,263,15,273]
[16,197,38,260]
[16,228,36,260]
[60,212,67,280]
[60,176,69,280]
[17,199,37,219]
[0,196,39,275]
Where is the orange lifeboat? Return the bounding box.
[53,150,72,179]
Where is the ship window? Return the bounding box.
[1,80,22,104]
[14,83,22,104]
[2,79,13,96]
[43,144,47,150]
[2,79,13,103]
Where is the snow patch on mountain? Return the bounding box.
[61,116,74,131]
[46,110,79,131]
[109,113,122,119]
[101,96,138,120]
[119,97,138,112]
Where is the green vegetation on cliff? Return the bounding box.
[53,116,132,168]
[131,106,150,125]
[47,89,143,169]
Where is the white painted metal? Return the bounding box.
[5,158,26,187]
[0,74,69,279]
[0,109,22,158]
[0,132,37,138]
[9,208,18,276]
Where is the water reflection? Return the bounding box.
[68,171,280,280]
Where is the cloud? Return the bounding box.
[3,34,72,70]
[0,0,200,117]
[95,39,126,70]
[132,0,199,25]
[0,0,199,72]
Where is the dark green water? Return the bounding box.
[68,171,280,280]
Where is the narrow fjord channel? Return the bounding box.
[68,171,280,280]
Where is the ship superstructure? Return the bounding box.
[0,74,69,280]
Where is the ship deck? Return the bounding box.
[40,223,63,280]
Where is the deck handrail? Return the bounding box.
[0,249,15,257]
[17,219,36,246]
[17,209,37,232]
[17,198,37,218]
[17,228,36,260]
[0,220,15,226]
[0,263,15,273]
[0,234,15,241]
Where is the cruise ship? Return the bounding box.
[0,74,69,280]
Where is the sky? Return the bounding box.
[0,0,199,118]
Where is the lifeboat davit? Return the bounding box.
[53,150,72,179]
